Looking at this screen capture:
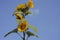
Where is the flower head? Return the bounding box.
[26,0,34,8]
[16,4,26,11]
[15,13,23,20]
[17,20,27,32]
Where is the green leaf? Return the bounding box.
[12,11,18,16]
[4,28,18,37]
[26,24,38,32]
[16,18,26,25]
[25,11,32,16]
[16,19,22,24]
[25,2,29,8]
[26,31,38,38]
[28,11,32,14]
[12,10,23,16]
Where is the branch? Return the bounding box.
[17,33,23,39]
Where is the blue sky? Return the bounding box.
[0,0,60,40]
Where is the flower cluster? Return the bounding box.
[14,0,35,32]
[4,0,38,40]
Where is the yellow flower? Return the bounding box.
[17,20,27,32]
[15,13,23,20]
[16,4,26,11]
[26,0,34,8]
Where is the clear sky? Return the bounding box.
[0,0,60,40]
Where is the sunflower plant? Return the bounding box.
[4,0,38,40]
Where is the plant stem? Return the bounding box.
[23,32,25,40]
[17,33,23,39]
[26,36,29,40]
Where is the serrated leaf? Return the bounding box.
[26,31,38,38]
[26,24,38,32]
[4,28,18,37]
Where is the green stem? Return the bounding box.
[17,33,23,39]
[26,36,29,40]
[23,32,25,40]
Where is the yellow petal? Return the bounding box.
[27,0,34,8]
[16,4,26,10]
[15,13,23,20]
